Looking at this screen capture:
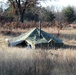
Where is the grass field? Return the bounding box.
[0,27,76,75]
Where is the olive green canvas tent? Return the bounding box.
[8,28,63,49]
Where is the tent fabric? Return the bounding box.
[9,28,63,48]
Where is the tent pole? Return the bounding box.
[39,20,41,38]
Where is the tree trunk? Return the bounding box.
[20,14,24,22]
[20,9,25,23]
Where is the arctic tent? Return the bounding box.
[8,28,63,49]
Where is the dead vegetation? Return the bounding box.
[0,46,76,75]
[0,21,52,29]
[0,24,76,75]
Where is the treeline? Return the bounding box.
[0,4,76,26]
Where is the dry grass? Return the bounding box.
[0,47,76,75]
[0,28,76,75]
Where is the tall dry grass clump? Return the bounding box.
[0,48,54,75]
[0,47,76,75]
[48,49,76,75]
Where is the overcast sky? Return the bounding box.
[41,0,76,7]
[0,0,7,3]
[40,0,76,11]
[0,0,76,11]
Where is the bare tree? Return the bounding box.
[8,0,55,22]
[8,0,38,22]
